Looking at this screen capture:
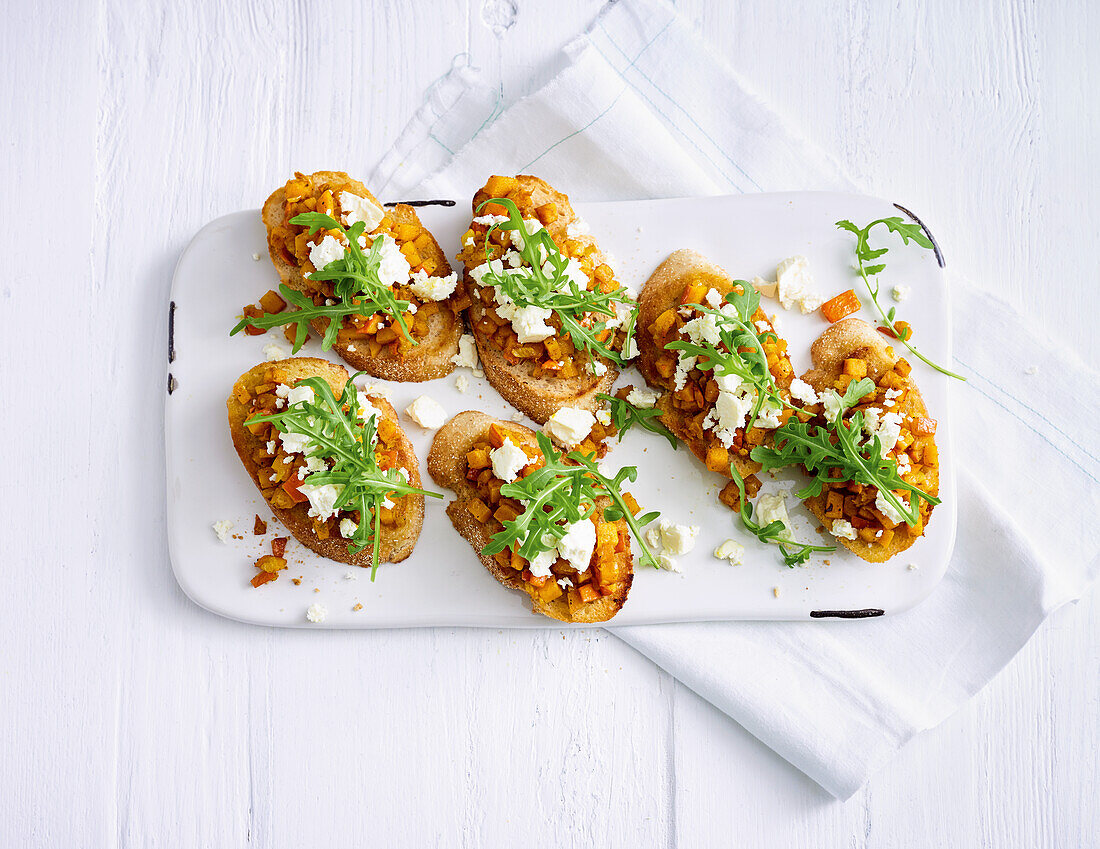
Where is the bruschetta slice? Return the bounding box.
[797,319,939,562]
[455,175,636,423]
[239,170,467,381]
[427,411,634,623]
[227,357,428,573]
[636,249,797,503]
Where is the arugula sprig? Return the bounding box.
[596,393,678,450]
[726,464,835,567]
[664,283,786,428]
[836,217,964,381]
[751,378,940,527]
[482,433,662,570]
[475,197,636,366]
[244,372,442,579]
[231,212,415,352]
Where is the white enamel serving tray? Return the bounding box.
[166,192,956,628]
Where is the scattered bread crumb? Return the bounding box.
[292,577,302,586]
[353,603,363,612]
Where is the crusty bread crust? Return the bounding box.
[227,357,425,568]
[261,171,461,382]
[464,175,618,424]
[636,249,763,480]
[427,410,633,623]
[801,319,939,563]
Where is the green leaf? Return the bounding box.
[596,393,678,450]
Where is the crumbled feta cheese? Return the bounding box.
[344,571,356,580]
[895,453,912,476]
[586,359,608,377]
[907,563,919,571]
[408,269,459,301]
[788,377,819,407]
[652,519,699,556]
[706,373,755,447]
[309,235,345,271]
[595,408,612,427]
[504,250,523,268]
[822,390,843,422]
[681,313,722,346]
[451,334,480,370]
[556,576,574,589]
[558,518,596,572]
[306,603,328,623]
[339,191,384,231]
[509,217,544,250]
[544,407,596,447]
[830,519,858,540]
[752,276,778,298]
[704,288,723,308]
[372,234,412,289]
[284,384,315,407]
[496,303,554,343]
[265,440,276,454]
[279,430,313,456]
[626,385,661,409]
[1025,365,1039,375]
[212,520,233,542]
[622,335,639,361]
[754,320,771,333]
[490,438,529,483]
[673,354,697,391]
[527,546,557,579]
[455,374,469,394]
[303,455,327,473]
[892,285,911,302]
[565,217,591,238]
[404,395,446,429]
[251,252,261,261]
[472,214,509,226]
[863,409,903,457]
[775,256,824,313]
[714,539,745,565]
[875,490,909,525]
[339,518,358,538]
[755,491,792,533]
[262,341,289,361]
[299,483,343,522]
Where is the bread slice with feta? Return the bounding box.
[800,319,939,563]
[427,410,633,623]
[636,249,794,484]
[261,170,464,382]
[458,175,621,424]
[227,357,425,570]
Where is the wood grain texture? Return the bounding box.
[0,0,1096,846]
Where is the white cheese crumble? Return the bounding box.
[714,539,745,565]
[299,483,343,522]
[404,395,446,429]
[626,385,661,409]
[704,288,723,308]
[339,191,385,231]
[586,359,608,377]
[455,374,469,393]
[1025,365,1039,375]
[565,217,591,238]
[755,491,792,533]
[451,333,480,370]
[788,377,819,407]
[408,269,458,301]
[892,285,911,302]
[339,518,358,538]
[309,235,345,270]
[830,519,858,540]
[262,341,289,361]
[557,518,596,572]
[212,520,233,542]
[490,438,529,483]
[265,440,276,454]
[544,407,596,447]
[821,390,843,422]
[595,408,612,427]
[372,234,412,289]
[648,520,700,557]
[673,354,697,391]
[499,303,555,343]
[305,603,328,624]
[875,490,909,525]
[251,252,261,261]
[775,256,824,313]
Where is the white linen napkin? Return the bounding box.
[372,0,1100,798]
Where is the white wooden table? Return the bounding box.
[4,1,1097,845]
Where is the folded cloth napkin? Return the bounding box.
[373,0,1100,798]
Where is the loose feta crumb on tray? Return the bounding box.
[405,395,446,429]
[306,603,328,623]
[212,520,233,542]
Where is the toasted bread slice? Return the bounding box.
[262,170,463,381]
[459,175,620,423]
[227,357,425,568]
[637,249,794,481]
[801,319,939,562]
[427,410,633,623]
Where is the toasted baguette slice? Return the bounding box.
[227,357,425,567]
[262,170,463,381]
[801,319,939,563]
[427,410,633,623]
[460,175,619,423]
[637,249,793,481]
